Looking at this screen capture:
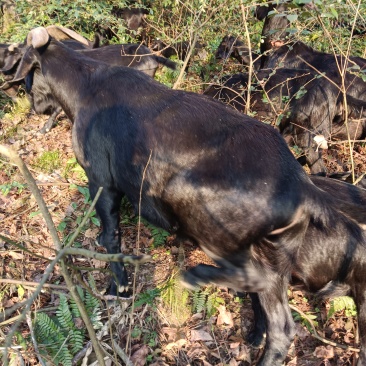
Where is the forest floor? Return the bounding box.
[0,79,366,366]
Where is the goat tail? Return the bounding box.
[154,56,177,70]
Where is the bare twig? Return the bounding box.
[112,339,134,366]
[26,312,46,366]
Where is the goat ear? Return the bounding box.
[46,25,90,46]
[12,48,37,82]
[27,27,50,48]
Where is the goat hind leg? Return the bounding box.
[256,277,295,366]
[182,261,268,292]
[354,287,366,365]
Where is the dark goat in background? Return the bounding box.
[79,43,176,78]
[2,32,176,133]
[204,69,366,174]
[255,1,291,67]
[215,35,261,70]
[262,41,366,102]
[0,43,25,100]
[13,26,366,366]
[96,6,149,43]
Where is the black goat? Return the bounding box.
[262,40,366,102]
[215,35,261,70]
[79,43,176,78]
[13,26,366,366]
[255,1,291,66]
[204,70,366,174]
[1,37,94,133]
[96,6,149,44]
[255,1,317,68]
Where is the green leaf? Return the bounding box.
[286,14,298,23]
[91,216,100,226]
[18,285,25,300]
[29,210,41,218]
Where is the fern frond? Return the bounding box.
[192,289,206,313]
[68,329,85,355]
[56,294,74,332]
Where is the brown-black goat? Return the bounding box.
[255,1,291,67]
[0,43,24,100]
[13,26,366,366]
[204,70,366,174]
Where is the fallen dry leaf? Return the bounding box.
[216,305,234,327]
[130,344,149,366]
[190,328,213,342]
[165,339,187,350]
[7,251,24,260]
[313,345,335,359]
[161,327,178,341]
[84,228,99,238]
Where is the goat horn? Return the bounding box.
[45,25,90,46]
[8,43,19,52]
[27,27,50,48]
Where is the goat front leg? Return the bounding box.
[306,146,327,176]
[40,106,63,134]
[89,183,129,297]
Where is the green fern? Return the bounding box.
[192,286,225,317]
[206,290,225,317]
[35,312,73,366]
[136,217,170,247]
[35,285,102,366]
[192,289,207,313]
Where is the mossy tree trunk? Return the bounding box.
[1,0,16,34]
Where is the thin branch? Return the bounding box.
[64,187,103,248]
[26,312,46,366]
[0,278,68,289]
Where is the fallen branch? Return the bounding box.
[289,304,360,353]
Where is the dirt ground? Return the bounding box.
[0,87,365,365]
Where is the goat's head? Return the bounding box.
[0,43,24,73]
[151,38,165,52]
[215,35,244,61]
[11,26,91,83]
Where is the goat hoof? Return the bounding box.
[247,329,266,348]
